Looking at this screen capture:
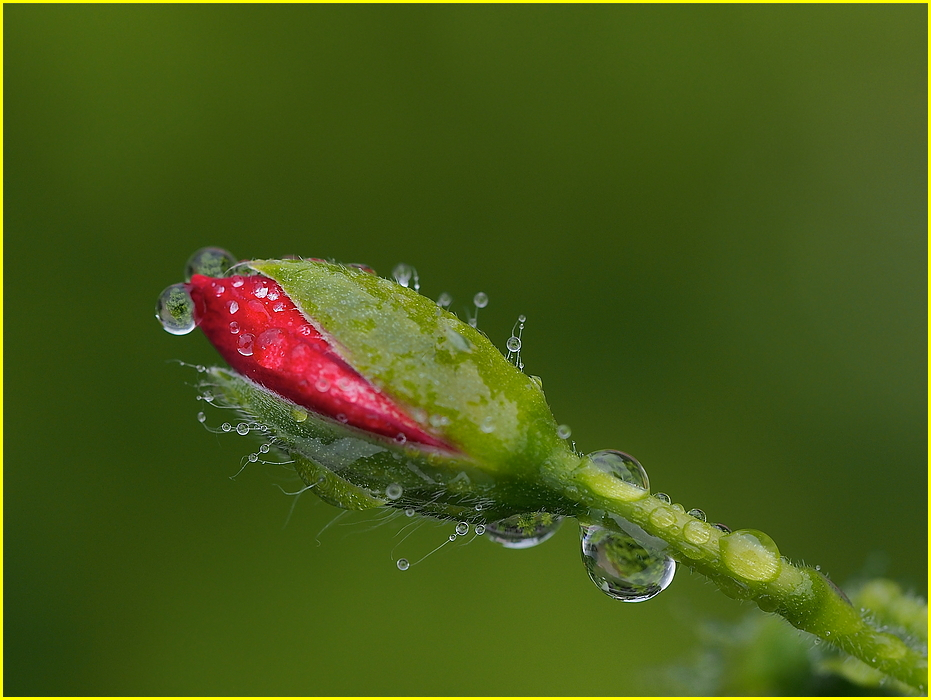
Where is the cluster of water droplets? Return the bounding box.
[505,314,526,370]
[157,247,241,335]
[578,450,677,602]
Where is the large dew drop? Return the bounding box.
[156,283,196,335]
[580,523,676,602]
[185,247,238,281]
[485,513,562,549]
[588,450,649,489]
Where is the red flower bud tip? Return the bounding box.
[187,273,452,450]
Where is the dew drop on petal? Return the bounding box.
[404,508,416,517]
[385,483,403,500]
[220,422,232,432]
[654,492,671,504]
[156,283,196,335]
[455,522,469,536]
[486,513,562,549]
[397,558,410,571]
[474,524,486,535]
[580,523,676,602]
[237,333,254,356]
[229,321,240,335]
[236,423,249,436]
[687,508,706,522]
[557,424,572,439]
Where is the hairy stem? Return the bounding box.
[569,462,928,691]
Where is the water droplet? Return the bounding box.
[473,292,488,308]
[385,483,403,500]
[394,433,407,445]
[392,263,414,287]
[468,317,477,327]
[506,336,522,353]
[529,375,544,389]
[259,444,270,454]
[237,333,254,356]
[236,423,249,435]
[649,506,677,529]
[437,292,452,308]
[397,558,410,571]
[448,534,458,542]
[671,503,685,513]
[196,411,206,423]
[227,300,239,315]
[231,278,244,287]
[290,408,308,423]
[184,247,237,281]
[687,508,706,522]
[486,513,562,549]
[229,321,240,334]
[474,524,486,535]
[720,529,782,582]
[455,522,469,536]
[247,453,259,463]
[586,450,650,492]
[479,417,495,433]
[713,523,731,534]
[581,523,676,602]
[474,504,483,511]
[683,520,713,545]
[156,283,196,335]
[654,492,671,504]
[253,282,268,299]
[518,314,527,323]
[220,422,232,432]
[556,424,572,439]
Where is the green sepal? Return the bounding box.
[201,366,580,522]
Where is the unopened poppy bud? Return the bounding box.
[158,249,582,522]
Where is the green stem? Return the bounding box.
[567,460,927,692]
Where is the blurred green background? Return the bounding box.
[4,4,926,695]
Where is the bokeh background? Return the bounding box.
[5,4,926,695]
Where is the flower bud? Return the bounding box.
[161,251,582,522]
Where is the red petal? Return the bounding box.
[188,273,451,450]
